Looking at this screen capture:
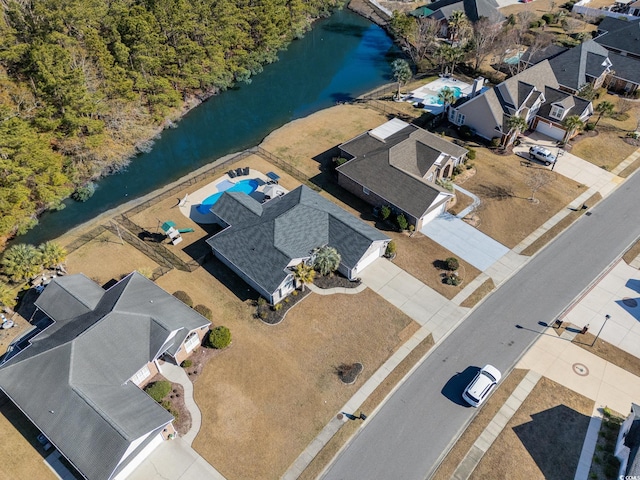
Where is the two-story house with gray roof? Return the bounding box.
[594,17,640,94]
[206,185,389,305]
[337,118,466,231]
[0,272,211,480]
[448,60,593,143]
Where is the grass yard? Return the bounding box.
[189,286,419,479]
[455,148,587,248]
[470,377,594,480]
[0,394,57,480]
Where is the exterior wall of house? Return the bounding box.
[605,74,639,93]
[173,326,209,365]
[113,428,166,480]
[454,99,502,141]
[350,240,388,278]
[338,172,391,214]
[132,360,160,389]
[272,274,296,305]
[615,408,638,474]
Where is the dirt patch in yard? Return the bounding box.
[459,277,495,309]
[459,149,587,248]
[470,377,594,480]
[623,238,640,266]
[191,288,419,480]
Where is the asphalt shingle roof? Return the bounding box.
[595,17,640,56]
[548,40,611,91]
[206,186,388,295]
[424,0,504,22]
[0,272,210,480]
[338,122,463,219]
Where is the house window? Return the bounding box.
[184,331,200,353]
[456,113,465,125]
[131,365,151,385]
[362,187,370,195]
[550,105,564,120]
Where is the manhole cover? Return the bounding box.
[573,363,589,376]
[585,212,592,216]
[623,297,638,308]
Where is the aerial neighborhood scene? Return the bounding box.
[0,0,640,478]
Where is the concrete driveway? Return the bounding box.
[421,213,509,271]
[515,132,622,196]
[127,438,226,480]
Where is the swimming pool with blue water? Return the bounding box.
[424,86,463,106]
[196,179,259,214]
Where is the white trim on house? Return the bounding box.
[130,365,151,386]
[113,431,165,480]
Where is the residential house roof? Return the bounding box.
[338,120,463,219]
[536,86,591,122]
[206,185,388,295]
[548,40,612,91]
[595,17,640,56]
[424,0,504,22]
[0,272,211,480]
[625,403,640,475]
[520,44,568,67]
[607,51,640,84]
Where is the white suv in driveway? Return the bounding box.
[462,365,502,407]
[528,145,557,166]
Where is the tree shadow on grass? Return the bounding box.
[513,404,591,480]
[441,366,479,406]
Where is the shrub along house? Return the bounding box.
[337,118,468,231]
[206,185,389,304]
[0,272,211,480]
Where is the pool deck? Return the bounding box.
[179,169,286,224]
[405,77,474,115]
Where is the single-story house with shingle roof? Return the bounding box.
[337,118,466,231]
[0,272,211,480]
[206,185,389,305]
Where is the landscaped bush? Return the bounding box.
[144,380,172,402]
[490,137,501,148]
[206,326,231,349]
[542,13,555,24]
[397,214,408,231]
[161,400,179,420]
[444,273,462,286]
[71,182,96,202]
[466,149,476,160]
[194,304,213,320]
[445,257,459,271]
[459,125,473,139]
[173,290,193,308]
[453,165,464,176]
[180,359,193,368]
[584,122,595,131]
[380,205,391,221]
[385,240,397,257]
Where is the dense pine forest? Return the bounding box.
[0,0,340,240]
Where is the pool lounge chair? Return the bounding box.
[235,167,243,176]
[228,170,237,178]
[242,167,250,175]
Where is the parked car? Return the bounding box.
[462,365,502,407]
[528,145,557,166]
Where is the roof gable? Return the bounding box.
[548,40,611,90]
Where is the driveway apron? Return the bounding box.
[421,213,510,271]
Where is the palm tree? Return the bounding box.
[38,241,67,269]
[447,10,468,43]
[0,282,16,309]
[503,115,528,148]
[293,263,315,291]
[438,86,457,119]
[562,115,585,144]
[313,246,341,276]
[391,59,412,99]
[594,101,615,127]
[1,244,42,282]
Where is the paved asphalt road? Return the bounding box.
[322,173,640,480]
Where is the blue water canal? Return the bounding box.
[18,9,397,245]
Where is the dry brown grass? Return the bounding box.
[458,149,587,248]
[623,238,640,265]
[185,282,419,480]
[65,229,160,286]
[459,277,496,308]
[573,333,640,378]
[299,333,435,480]
[570,130,638,172]
[432,369,528,480]
[0,394,57,480]
[448,189,475,216]
[470,377,594,480]
[520,192,602,256]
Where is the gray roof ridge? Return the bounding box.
[56,273,105,310]
[387,162,442,194]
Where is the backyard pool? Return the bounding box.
[196,178,260,214]
[423,86,463,106]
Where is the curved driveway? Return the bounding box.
[322,172,640,480]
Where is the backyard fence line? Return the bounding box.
[253,147,322,191]
[357,83,397,101]
[105,221,175,270]
[360,99,414,121]
[64,225,107,254]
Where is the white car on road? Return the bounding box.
[462,365,502,407]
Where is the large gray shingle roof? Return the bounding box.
[548,40,611,91]
[206,186,388,294]
[338,122,462,219]
[0,272,210,480]
[424,0,504,22]
[595,17,640,56]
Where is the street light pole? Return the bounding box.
[591,314,610,347]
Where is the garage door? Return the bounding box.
[354,243,385,276]
[535,121,565,141]
[422,202,447,225]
